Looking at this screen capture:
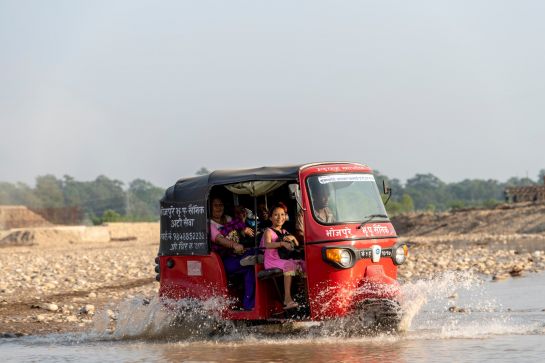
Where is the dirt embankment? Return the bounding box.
[0,206,51,230]
[392,202,545,237]
[392,202,545,280]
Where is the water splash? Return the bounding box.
[91,295,234,341]
[398,270,482,332]
[397,270,544,338]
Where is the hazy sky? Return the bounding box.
[1,1,544,188]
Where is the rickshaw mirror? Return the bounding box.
[382,179,391,194]
[382,180,393,205]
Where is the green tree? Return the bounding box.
[426,203,437,211]
[0,181,41,206]
[400,194,414,212]
[85,175,126,217]
[505,176,535,187]
[448,200,466,210]
[101,209,123,222]
[127,179,163,220]
[385,193,414,216]
[538,169,545,184]
[447,179,504,206]
[62,175,85,207]
[483,198,501,208]
[34,175,64,208]
[405,173,450,210]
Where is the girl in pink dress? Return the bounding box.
[261,202,305,309]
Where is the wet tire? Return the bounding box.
[354,298,402,334]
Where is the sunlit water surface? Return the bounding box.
[2,271,545,362]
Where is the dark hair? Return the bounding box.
[270,202,288,214]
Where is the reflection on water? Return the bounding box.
[2,272,545,362]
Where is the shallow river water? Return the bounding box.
[2,271,545,362]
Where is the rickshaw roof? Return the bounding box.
[162,162,368,203]
[191,165,302,184]
[162,164,301,203]
[158,161,370,256]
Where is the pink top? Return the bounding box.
[210,216,233,256]
[209,216,232,243]
[260,227,286,261]
[260,227,305,274]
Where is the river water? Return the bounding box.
[2,271,545,362]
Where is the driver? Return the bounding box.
[294,185,334,241]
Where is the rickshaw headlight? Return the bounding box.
[393,244,409,265]
[324,248,355,268]
[339,250,352,266]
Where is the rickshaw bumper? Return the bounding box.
[357,264,401,300]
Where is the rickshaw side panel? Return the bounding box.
[158,254,283,320]
[222,264,285,320]
[158,253,228,301]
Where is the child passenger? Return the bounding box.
[219,206,255,247]
[261,202,305,310]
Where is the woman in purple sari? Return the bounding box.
[209,197,255,310]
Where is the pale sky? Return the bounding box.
[1,0,544,188]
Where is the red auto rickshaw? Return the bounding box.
[155,162,408,332]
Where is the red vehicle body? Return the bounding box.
[156,162,408,330]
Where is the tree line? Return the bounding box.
[374,169,545,215]
[0,168,544,224]
[0,175,163,224]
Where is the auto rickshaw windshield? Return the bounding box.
[307,173,388,225]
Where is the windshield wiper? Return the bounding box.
[357,214,388,229]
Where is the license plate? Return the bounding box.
[360,249,392,259]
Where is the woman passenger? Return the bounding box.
[209,197,255,310]
[261,202,305,310]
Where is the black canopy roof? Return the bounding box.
[159,165,304,255]
[162,164,303,203]
[161,162,369,203]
